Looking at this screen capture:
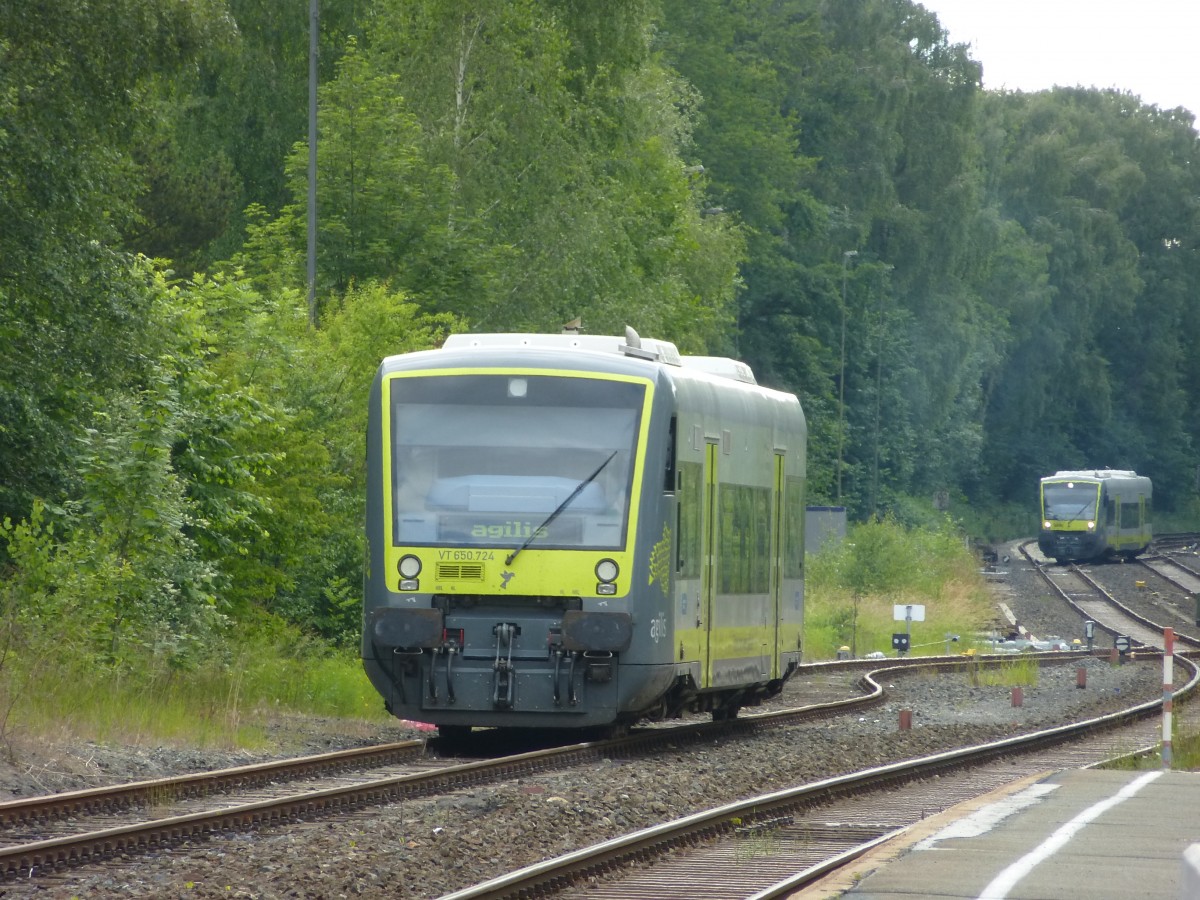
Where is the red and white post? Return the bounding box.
[1163,627,1175,770]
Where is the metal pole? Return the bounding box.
[870,264,891,518]
[307,0,319,328]
[836,250,856,503]
[1163,627,1174,769]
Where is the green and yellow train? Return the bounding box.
[1037,469,1152,563]
[362,330,807,737]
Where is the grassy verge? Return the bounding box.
[0,619,388,753]
[804,516,996,661]
[965,655,1040,688]
[0,516,1017,750]
[1102,720,1200,772]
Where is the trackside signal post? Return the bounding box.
[892,604,925,657]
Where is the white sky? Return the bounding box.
[920,1,1200,117]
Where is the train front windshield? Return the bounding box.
[389,373,644,549]
[1042,482,1099,521]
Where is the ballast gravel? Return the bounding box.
[2,543,1183,899]
[9,655,1159,900]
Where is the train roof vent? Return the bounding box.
[679,356,758,385]
[619,326,682,365]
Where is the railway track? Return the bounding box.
[6,734,714,881]
[0,739,473,880]
[420,533,1200,899]
[0,740,428,831]
[1151,532,1200,553]
[13,537,1192,893]
[1019,540,1200,651]
[1138,553,1200,596]
[440,654,1199,900]
[2,653,1101,885]
[0,664,892,882]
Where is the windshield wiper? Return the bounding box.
[505,450,618,567]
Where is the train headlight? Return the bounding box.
[595,559,619,595]
[1086,521,1096,531]
[398,554,422,590]
[1043,520,1051,530]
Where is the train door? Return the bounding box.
[700,440,719,688]
[769,453,785,678]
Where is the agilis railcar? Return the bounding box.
[361,329,807,736]
[1037,469,1152,563]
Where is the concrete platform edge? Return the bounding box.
[785,770,1058,900]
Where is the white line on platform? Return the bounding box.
[975,770,1164,900]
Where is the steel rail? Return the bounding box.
[2,653,1077,881]
[0,739,426,830]
[1019,540,1200,652]
[0,741,600,879]
[439,653,1200,900]
[1139,553,1200,593]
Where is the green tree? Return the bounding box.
[977,87,1200,506]
[357,0,741,342]
[256,279,459,640]
[0,0,228,526]
[123,0,366,270]
[662,0,993,512]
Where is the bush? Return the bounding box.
[805,516,993,660]
[0,605,387,750]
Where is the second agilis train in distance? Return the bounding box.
[1037,468,1152,563]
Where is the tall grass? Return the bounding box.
[805,516,995,660]
[967,656,1040,688]
[1,617,389,752]
[1156,497,1200,534]
[0,515,1031,748]
[1103,718,1200,771]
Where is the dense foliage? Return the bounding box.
[2,0,1199,674]
[805,517,993,659]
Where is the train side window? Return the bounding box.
[677,461,701,577]
[1106,498,1116,525]
[718,484,771,594]
[664,416,677,493]
[784,476,806,578]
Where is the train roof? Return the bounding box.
[440,328,759,385]
[1040,470,1151,493]
[1042,469,1143,481]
